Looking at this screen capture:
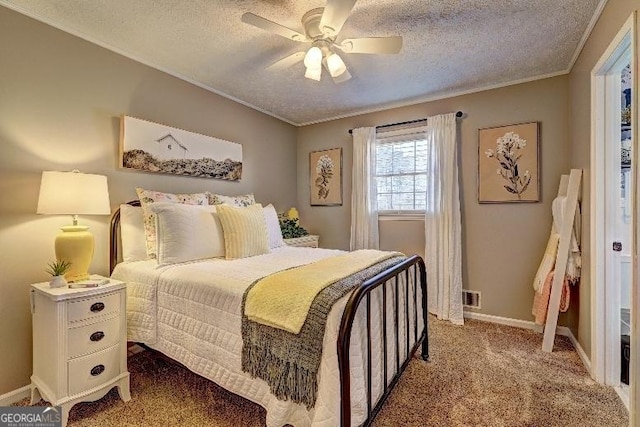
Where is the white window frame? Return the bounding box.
[374,125,429,218]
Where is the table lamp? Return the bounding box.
[37,170,111,282]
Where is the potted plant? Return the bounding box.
[46,259,71,288]
[278,212,309,239]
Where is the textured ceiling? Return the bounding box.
[2,0,603,125]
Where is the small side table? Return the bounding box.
[29,276,130,426]
[284,235,319,248]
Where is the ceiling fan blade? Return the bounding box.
[241,12,307,42]
[319,0,357,37]
[266,52,306,71]
[340,36,403,54]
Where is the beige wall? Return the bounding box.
[0,7,297,394]
[297,76,571,322]
[568,0,640,360]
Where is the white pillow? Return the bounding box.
[120,204,147,263]
[148,202,225,266]
[263,204,285,249]
[136,187,209,259]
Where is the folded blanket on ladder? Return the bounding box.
[532,195,582,293]
[532,269,570,325]
[241,250,405,408]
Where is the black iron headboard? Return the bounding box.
[109,200,141,274]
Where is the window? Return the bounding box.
[374,125,429,213]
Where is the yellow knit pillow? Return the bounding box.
[217,203,269,259]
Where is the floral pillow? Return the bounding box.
[206,192,255,207]
[136,188,209,259]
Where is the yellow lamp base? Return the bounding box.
[55,225,94,282]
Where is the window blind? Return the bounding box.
[375,126,429,213]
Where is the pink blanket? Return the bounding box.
[532,270,570,325]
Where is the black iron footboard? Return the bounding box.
[337,255,428,427]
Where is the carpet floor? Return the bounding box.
[20,319,628,426]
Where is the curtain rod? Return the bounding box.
[347,111,463,135]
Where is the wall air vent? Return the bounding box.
[462,290,481,309]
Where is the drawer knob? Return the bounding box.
[90,302,105,313]
[90,331,105,342]
[90,364,105,376]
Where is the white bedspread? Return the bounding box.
[112,246,422,427]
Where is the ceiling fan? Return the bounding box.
[241,0,403,83]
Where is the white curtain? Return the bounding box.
[350,127,379,250]
[424,113,464,325]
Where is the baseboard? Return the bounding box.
[463,311,592,375]
[463,311,538,330]
[557,326,592,376]
[0,385,30,406]
[613,385,630,411]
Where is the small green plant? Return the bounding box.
[46,259,71,277]
[279,217,309,239]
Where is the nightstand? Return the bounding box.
[29,276,130,427]
[284,235,319,248]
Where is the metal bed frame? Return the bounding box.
[110,201,429,426]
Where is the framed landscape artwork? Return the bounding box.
[120,115,243,181]
[310,147,343,206]
[478,121,540,203]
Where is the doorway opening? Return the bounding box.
[591,15,634,411]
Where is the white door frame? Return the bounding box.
[591,12,638,423]
[591,14,631,386]
[631,10,639,426]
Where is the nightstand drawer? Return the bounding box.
[68,315,120,359]
[68,344,120,396]
[68,292,120,323]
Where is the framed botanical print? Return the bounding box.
[478,122,540,203]
[310,147,343,206]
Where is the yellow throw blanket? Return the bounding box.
[244,249,402,334]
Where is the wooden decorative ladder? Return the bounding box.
[542,169,582,352]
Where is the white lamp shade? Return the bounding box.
[332,67,352,83]
[37,171,111,215]
[303,46,322,69]
[326,52,347,77]
[304,66,322,81]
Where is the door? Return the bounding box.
[619,63,633,391]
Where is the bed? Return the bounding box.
[109,200,428,426]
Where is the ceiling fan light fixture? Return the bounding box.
[326,52,347,77]
[332,68,352,83]
[304,66,322,81]
[242,4,404,84]
[303,46,323,69]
